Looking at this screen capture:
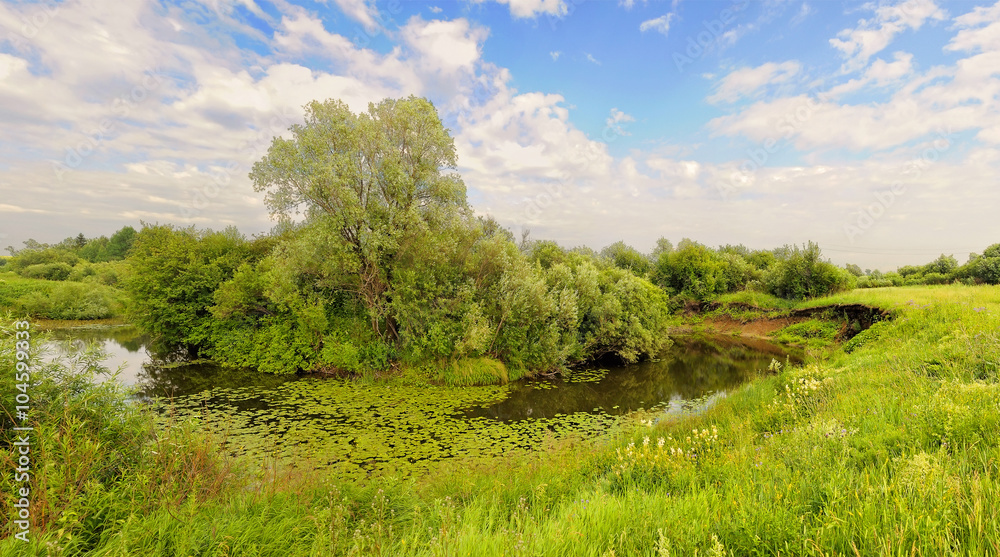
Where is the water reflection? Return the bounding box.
[42,326,797,421]
[44,325,149,384]
[464,335,798,421]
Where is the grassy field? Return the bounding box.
[0,272,125,320]
[2,285,999,555]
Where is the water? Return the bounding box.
[41,325,798,477]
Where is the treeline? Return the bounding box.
[1,226,135,285]
[848,249,1000,288]
[0,227,135,319]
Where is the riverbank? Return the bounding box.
[3,285,999,555]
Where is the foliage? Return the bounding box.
[651,239,731,300]
[19,262,73,281]
[250,96,467,339]
[0,318,247,553]
[970,243,1000,284]
[123,225,255,353]
[0,274,125,320]
[600,240,652,277]
[773,319,841,348]
[764,242,854,299]
[13,282,123,320]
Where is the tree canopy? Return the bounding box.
[250,96,467,338]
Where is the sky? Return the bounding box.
[1,0,999,270]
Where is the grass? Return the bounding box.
[713,290,799,311]
[0,272,125,320]
[3,284,1000,555]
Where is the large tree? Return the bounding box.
[249,96,468,338]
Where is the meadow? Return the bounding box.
[2,284,998,555]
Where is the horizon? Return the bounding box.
[2,0,999,271]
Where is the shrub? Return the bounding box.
[765,242,854,299]
[20,262,74,281]
[15,282,123,319]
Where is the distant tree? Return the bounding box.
[79,236,110,263]
[107,226,137,259]
[75,233,87,249]
[765,242,853,299]
[845,263,864,277]
[601,241,652,276]
[971,243,1000,284]
[650,237,673,259]
[526,240,566,269]
[924,254,958,276]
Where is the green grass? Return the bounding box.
[0,272,125,320]
[772,319,841,348]
[712,290,799,311]
[3,285,1000,555]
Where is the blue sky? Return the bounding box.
[1,0,999,269]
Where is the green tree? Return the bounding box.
[971,243,1000,284]
[601,240,652,277]
[765,242,853,299]
[923,254,958,276]
[107,226,137,259]
[124,225,252,354]
[250,96,467,339]
[650,237,673,260]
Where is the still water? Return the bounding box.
[43,325,797,477]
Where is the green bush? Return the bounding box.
[765,242,854,300]
[14,282,123,319]
[20,262,73,281]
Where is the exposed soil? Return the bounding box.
[699,314,808,338]
[690,302,891,341]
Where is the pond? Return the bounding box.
[41,325,798,479]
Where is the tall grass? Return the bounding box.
[2,285,999,555]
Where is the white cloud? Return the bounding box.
[791,2,814,26]
[470,0,568,19]
[585,52,601,65]
[827,51,915,96]
[330,0,381,30]
[429,6,443,14]
[639,13,675,36]
[550,51,561,61]
[830,0,946,72]
[947,1,1000,53]
[707,61,801,104]
[606,108,635,137]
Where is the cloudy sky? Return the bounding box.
[1,0,998,269]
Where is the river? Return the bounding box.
[41,324,798,479]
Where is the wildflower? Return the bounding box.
[657,437,665,448]
[643,436,650,447]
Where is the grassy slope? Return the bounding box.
[0,271,124,320]
[4,285,999,556]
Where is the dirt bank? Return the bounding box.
[691,302,891,341]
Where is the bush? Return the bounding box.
[7,247,78,272]
[765,242,854,300]
[15,282,123,319]
[20,262,73,281]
